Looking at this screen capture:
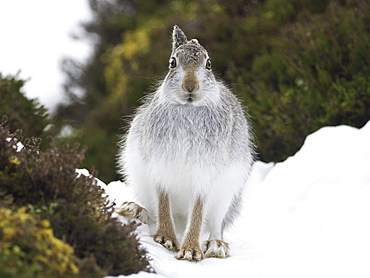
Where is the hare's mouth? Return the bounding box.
[177,92,203,105]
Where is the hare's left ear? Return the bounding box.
[172,25,188,52]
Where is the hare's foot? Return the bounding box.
[117,201,149,224]
[176,243,204,262]
[202,239,230,259]
[153,230,180,252]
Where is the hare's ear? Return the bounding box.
[172,25,188,51]
[190,39,200,46]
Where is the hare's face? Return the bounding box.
[162,42,219,106]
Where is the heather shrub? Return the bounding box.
[0,116,149,277]
[0,207,79,278]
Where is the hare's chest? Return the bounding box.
[145,108,231,163]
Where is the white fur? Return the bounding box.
[118,26,254,246]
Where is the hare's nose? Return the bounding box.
[184,83,197,93]
[182,74,200,93]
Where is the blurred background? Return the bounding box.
[1,0,369,183]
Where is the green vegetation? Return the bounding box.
[0,207,79,278]
[0,73,52,149]
[0,111,149,276]
[57,0,370,181]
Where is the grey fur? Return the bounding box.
[172,25,188,52]
[118,26,254,248]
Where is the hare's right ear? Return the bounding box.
[172,25,188,52]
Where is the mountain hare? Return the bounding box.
[117,26,254,262]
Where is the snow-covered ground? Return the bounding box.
[102,121,370,278]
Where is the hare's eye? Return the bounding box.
[206,59,212,70]
[169,57,177,68]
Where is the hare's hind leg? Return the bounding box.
[117,201,150,224]
[202,207,230,259]
[202,239,230,258]
[201,189,241,259]
[202,212,230,259]
[153,191,180,252]
[176,198,204,262]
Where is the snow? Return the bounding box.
[102,121,370,278]
[6,138,24,152]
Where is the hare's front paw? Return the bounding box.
[202,239,230,259]
[116,201,149,224]
[153,231,180,252]
[176,244,204,262]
